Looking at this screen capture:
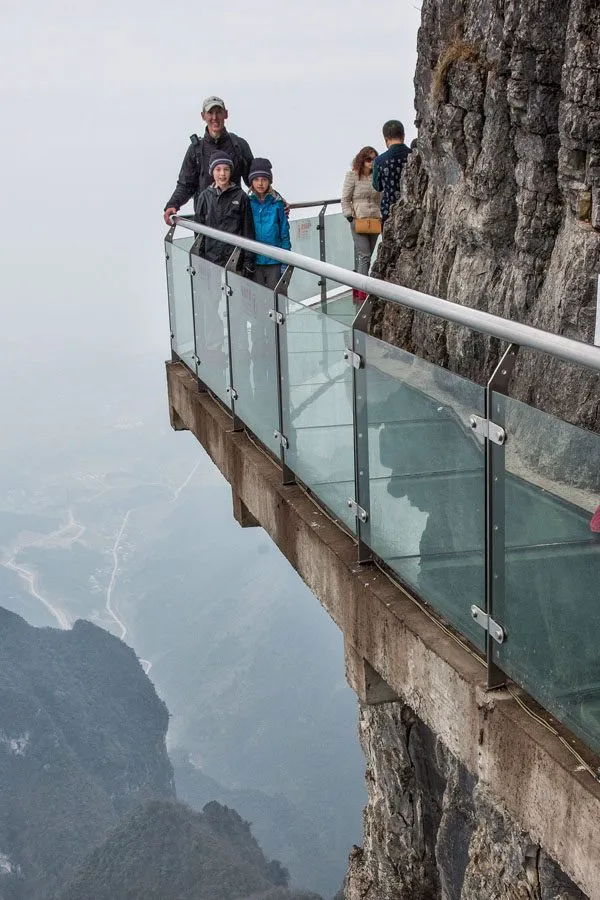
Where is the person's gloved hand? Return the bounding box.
[346,216,353,223]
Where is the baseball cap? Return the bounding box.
[202,95,226,114]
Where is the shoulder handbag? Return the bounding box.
[354,217,381,235]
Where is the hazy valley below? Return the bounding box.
[0,346,364,896]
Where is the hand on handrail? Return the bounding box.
[164,207,178,226]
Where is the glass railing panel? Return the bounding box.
[228,271,280,455]
[491,393,600,753]
[363,335,486,648]
[288,215,322,303]
[322,212,358,298]
[324,293,359,327]
[168,236,196,371]
[287,211,357,311]
[280,295,355,531]
[191,253,231,408]
[323,212,355,270]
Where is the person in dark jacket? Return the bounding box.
[372,120,411,225]
[195,151,255,275]
[247,158,291,290]
[163,95,253,225]
[193,152,255,379]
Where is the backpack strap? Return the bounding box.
[189,132,243,178]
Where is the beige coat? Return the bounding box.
[341,170,381,220]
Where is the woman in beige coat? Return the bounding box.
[341,146,381,301]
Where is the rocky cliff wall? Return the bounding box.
[349,2,600,897]
[0,608,175,899]
[346,703,588,900]
[373,0,600,436]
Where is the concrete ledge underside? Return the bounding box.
[167,361,600,897]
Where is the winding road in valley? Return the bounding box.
[2,460,201,678]
[2,556,72,630]
[102,459,202,676]
[1,508,83,630]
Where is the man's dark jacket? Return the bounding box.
[165,128,253,215]
[372,142,411,222]
[195,183,255,271]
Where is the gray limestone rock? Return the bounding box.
[347,3,600,897]
[345,703,587,899]
[372,0,600,452]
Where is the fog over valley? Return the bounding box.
[0,1,419,895]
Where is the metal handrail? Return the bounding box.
[288,197,342,209]
[171,216,600,374]
[288,198,341,210]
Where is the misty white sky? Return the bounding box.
[0,0,420,422]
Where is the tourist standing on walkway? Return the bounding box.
[193,152,255,377]
[372,120,411,226]
[341,146,381,303]
[248,159,291,290]
[163,96,253,225]
[194,152,255,273]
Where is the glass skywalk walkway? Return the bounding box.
[165,202,600,760]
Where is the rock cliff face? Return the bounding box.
[0,608,174,899]
[373,0,600,432]
[57,800,323,900]
[348,2,600,897]
[346,704,587,899]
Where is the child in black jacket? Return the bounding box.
[195,151,255,274]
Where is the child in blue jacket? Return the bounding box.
[248,158,291,289]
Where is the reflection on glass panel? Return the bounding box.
[228,272,280,456]
[191,255,230,407]
[492,393,600,753]
[280,296,355,531]
[363,335,486,648]
[288,215,321,302]
[170,237,196,371]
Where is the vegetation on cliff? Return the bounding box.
[56,800,323,900]
[0,607,174,899]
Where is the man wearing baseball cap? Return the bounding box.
[163,96,254,225]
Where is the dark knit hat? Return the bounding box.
[208,151,233,176]
[249,157,273,183]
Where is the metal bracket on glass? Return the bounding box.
[186,265,196,276]
[268,309,285,325]
[318,204,327,307]
[221,284,233,297]
[227,386,238,401]
[489,344,519,395]
[471,605,505,644]
[190,233,204,256]
[343,348,363,370]
[273,430,289,450]
[469,414,506,445]
[347,498,368,524]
